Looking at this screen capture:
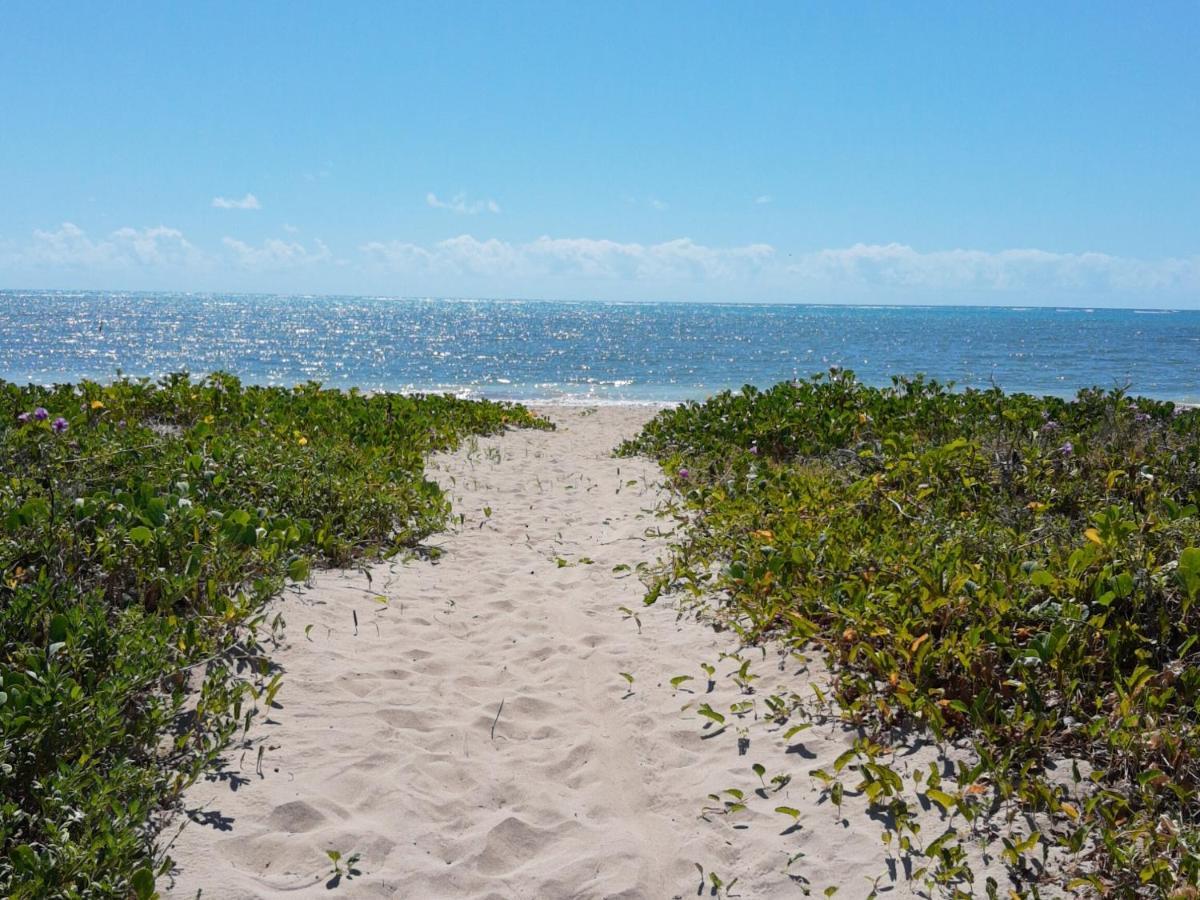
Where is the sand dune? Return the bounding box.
[166,407,1012,899]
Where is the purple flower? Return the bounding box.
[51,417,68,434]
[16,412,31,424]
[749,444,759,455]
[1059,441,1073,457]
[678,467,689,479]
[1040,420,1060,434]
[33,407,49,421]
[1134,412,1151,424]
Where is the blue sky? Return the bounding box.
[1,2,1198,305]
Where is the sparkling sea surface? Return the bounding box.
[1,291,1199,404]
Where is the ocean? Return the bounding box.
[1,290,1198,404]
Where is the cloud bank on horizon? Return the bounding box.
[2,220,1197,305]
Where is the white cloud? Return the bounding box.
[425,192,501,215]
[362,234,775,281]
[222,236,331,268]
[755,195,773,205]
[282,223,299,233]
[784,243,1200,293]
[622,194,670,211]
[212,193,262,210]
[12,222,206,268]
[2,220,1197,301]
[360,235,1200,295]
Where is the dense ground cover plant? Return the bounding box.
[622,372,1200,896]
[0,373,547,897]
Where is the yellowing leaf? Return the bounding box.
[89,399,105,409]
[926,788,957,811]
[1061,802,1079,820]
[910,633,930,653]
[1084,527,1102,546]
[752,529,775,541]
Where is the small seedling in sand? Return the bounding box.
[731,659,758,693]
[669,674,694,692]
[617,605,642,633]
[709,871,739,897]
[618,672,635,694]
[729,699,754,718]
[700,790,747,819]
[325,849,362,885]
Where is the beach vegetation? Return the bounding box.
[0,373,547,897]
[622,371,1200,895]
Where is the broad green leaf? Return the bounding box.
[129,525,154,545]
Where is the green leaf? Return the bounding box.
[1029,569,1056,588]
[287,556,311,581]
[926,788,957,812]
[48,613,69,643]
[131,867,156,900]
[775,806,801,819]
[833,748,857,772]
[10,844,37,873]
[670,675,694,688]
[697,703,726,725]
[128,525,155,545]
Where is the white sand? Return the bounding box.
[166,407,1018,899]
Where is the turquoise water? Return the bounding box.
[1,290,1198,403]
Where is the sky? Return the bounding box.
[1,2,1198,306]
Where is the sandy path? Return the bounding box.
[167,407,1007,899]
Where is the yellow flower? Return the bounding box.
[90,399,105,409]
[203,414,215,424]
[297,436,308,446]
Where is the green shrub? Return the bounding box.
[0,372,548,897]
[623,371,1200,895]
